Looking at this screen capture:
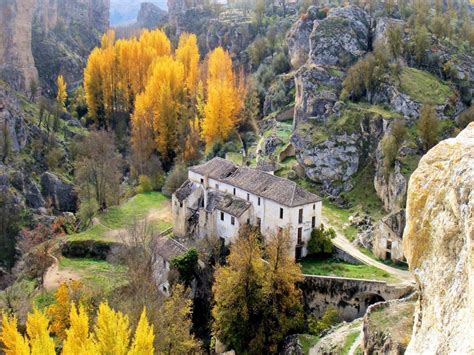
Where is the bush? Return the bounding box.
[162,164,188,197]
[417,105,439,151]
[307,225,335,256]
[77,198,99,229]
[308,307,342,335]
[272,52,290,75]
[136,175,153,193]
[381,134,398,179]
[458,106,474,129]
[171,248,199,284]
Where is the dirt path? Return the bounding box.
[43,254,80,291]
[322,217,414,284]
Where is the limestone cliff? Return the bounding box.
[403,123,474,354]
[0,0,110,93]
[0,0,38,92]
[32,0,110,92]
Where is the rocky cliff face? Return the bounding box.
[0,0,38,92]
[403,123,474,354]
[0,0,110,94]
[32,0,110,92]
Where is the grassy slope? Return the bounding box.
[68,192,171,241]
[59,257,128,293]
[399,67,454,105]
[299,257,396,282]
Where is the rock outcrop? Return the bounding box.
[0,0,38,92]
[1,0,110,93]
[403,123,474,354]
[41,172,77,212]
[137,2,167,29]
[32,0,110,92]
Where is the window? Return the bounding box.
[313,204,315,210]
[220,212,224,221]
[200,198,204,208]
[257,217,261,226]
[280,208,284,219]
[247,218,250,225]
[247,193,250,201]
[258,197,261,206]
[298,208,303,223]
[387,240,392,250]
[233,188,236,195]
[297,228,302,244]
[200,178,204,184]
[231,216,235,225]
[179,201,183,208]
[215,183,219,189]
[312,216,316,228]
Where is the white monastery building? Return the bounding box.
[172,157,322,259]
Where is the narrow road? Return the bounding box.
[322,217,414,284]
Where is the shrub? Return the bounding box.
[171,248,199,284]
[307,225,335,256]
[308,307,342,335]
[457,106,474,130]
[136,175,153,193]
[381,134,398,179]
[77,198,99,229]
[417,105,439,151]
[162,163,188,197]
[272,52,290,75]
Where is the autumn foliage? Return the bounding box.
[83,28,243,165]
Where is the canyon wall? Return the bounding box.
[0,0,109,93]
[403,123,474,354]
[0,0,38,91]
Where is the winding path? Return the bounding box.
[322,217,414,284]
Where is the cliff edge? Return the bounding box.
[403,122,474,354]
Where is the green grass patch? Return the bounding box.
[226,151,244,165]
[299,257,396,282]
[299,334,320,354]
[33,291,56,310]
[399,67,454,105]
[342,163,384,220]
[399,154,421,177]
[359,247,409,271]
[68,192,171,242]
[341,330,360,355]
[59,257,128,294]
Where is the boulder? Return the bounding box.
[403,123,474,353]
[309,6,371,67]
[25,182,45,209]
[40,172,77,212]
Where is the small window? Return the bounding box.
[312,216,316,228]
[247,218,250,225]
[200,198,204,208]
[247,193,250,201]
[387,240,392,250]
[200,178,204,184]
[297,227,302,244]
[179,201,183,208]
[220,212,224,221]
[257,217,261,226]
[233,188,236,195]
[313,204,315,210]
[231,216,235,225]
[258,197,261,206]
[215,183,219,189]
[298,208,303,224]
[280,208,284,219]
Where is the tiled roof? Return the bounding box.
[190,157,322,207]
[206,190,251,217]
[174,180,197,202]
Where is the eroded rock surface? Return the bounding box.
[403,123,474,354]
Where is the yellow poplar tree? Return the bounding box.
[176,33,200,96]
[62,304,96,355]
[93,303,131,355]
[26,309,56,355]
[0,314,30,355]
[128,309,154,355]
[202,47,242,151]
[56,75,67,112]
